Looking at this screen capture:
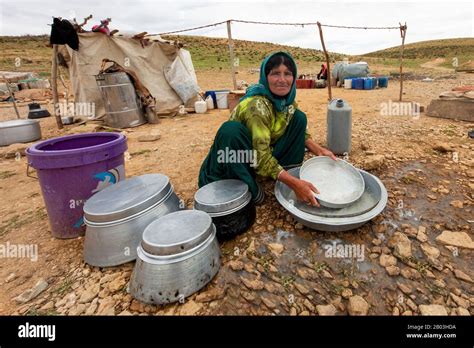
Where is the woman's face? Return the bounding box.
[267,63,294,97]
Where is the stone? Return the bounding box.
[299,310,310,316]
[118,310,133,316]
[40,301,55,311]
[456,308,470,316]
[96,298,116,315]
[420,243,440,259]
[303,299,315,312]
[195,287,225,303]
[294,282,310,295]
[108,277,127,293]
[84,299,98,315]
[240,276,264,291]
[268,243,284,257]
[386,266,401,276]
[290,307,298,316]
[13,279,48,304]
[380,254,397,267]
[261,296,277,309]
[363,155,385,170]
[433,143,454,153]
[450,293,470,309]
[419,304,448,316]
[137,133,161,142]
[227,260,243,271]
[390,232,412,258]
[341,288,353,299]
[296,267,317,280]
[417,226,428,242]
[316,304,337,316]
[179,300,202,315]
[436,231,474,249]
[450,200,464,209]
[454,269,473,283]
[78,283,100,304]
[5,273,17,283]
[348,295,369,316]
[397,282,412,294]
[68,304,86,316]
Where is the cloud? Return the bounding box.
[1,0,472,54]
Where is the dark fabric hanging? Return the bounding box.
[50,17,79,50]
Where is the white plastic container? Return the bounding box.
[344,79,352,89]
[206,96,215,110]
[194,100,207,114]
[215,90,230,109]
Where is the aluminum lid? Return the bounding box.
[194,179,251,215]
[84,174,172,223]
[141,210,214,256]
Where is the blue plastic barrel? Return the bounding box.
[378,77,389,88]
[363,78,372,90]
[353,78,364,90]
[204,91,217,108]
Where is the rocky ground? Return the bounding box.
[0,68,472,316]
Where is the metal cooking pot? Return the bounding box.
[0,119,41,147]
[83,174,182,267]
[194,179,256,240]
[130,210,220,305]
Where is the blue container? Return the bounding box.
[352,78,364,90]
[204,91,217,109]
[363,78,372,90]
[378,77,389,88]
[371,77,377,89]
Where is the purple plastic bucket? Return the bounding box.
[26,132,128,239]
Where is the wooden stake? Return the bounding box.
[399,23,407,102]
[226,20,237,90]
[51,44,64,129]
[3,78,21,119]
[317,22,332,101]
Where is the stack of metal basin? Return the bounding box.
[274,167,387,232]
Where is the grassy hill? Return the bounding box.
[161,35,346,69]
[361,38,474,69]
[0,35,471,78]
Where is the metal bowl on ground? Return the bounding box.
[300,156,365,208]
[129,210,221,305]
[194,179,256,240]
[83,174,182,267]
[275,167,387,232]
[0,119,41,147]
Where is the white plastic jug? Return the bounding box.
[205,96,214,110]
[195,100,207,114]
[344,79,352,89]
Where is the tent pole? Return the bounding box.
[51,44,63,129]
[317,22,332,101]
[399,23,407,102]
[226,20,238,90]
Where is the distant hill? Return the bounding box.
[161,35,346,68]
[363,38,474,59]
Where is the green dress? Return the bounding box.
[198,52,311,203]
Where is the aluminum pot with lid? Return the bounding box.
[194,179,256,240]
[130,210,220,305]
[83,174,182,267]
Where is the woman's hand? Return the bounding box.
[305,139,337,161]
[291,178,321,207]
[278,170,320,207]
[316,147,337,161]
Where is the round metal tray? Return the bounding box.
[300,157,365,208]
[275,167,387,232]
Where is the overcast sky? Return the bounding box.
[0,0,472,54]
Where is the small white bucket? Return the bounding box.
[215,90,230,109]
[344,79,352,89]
